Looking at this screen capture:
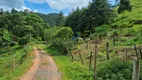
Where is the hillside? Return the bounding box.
[113,0,142,28]
[37,13,59,26]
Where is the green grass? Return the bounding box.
[41,44,93,80]
[0,45,33,80]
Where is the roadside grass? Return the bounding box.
[41,44,93,80]
[0,45,34,80]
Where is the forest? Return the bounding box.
[0,0,142,80]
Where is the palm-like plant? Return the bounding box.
[3,30,12,51]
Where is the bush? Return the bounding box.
[97,59,133,80]
[45,27,74,54]
[93,25,111,39]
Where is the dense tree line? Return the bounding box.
[65,0,132,37]
[0,8,45,51]
[65,0,115,37]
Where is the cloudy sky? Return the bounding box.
[0,0,115,15]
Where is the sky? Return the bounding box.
[0,0,116,15]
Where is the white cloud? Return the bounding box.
[0,0,30,11]
[28,0,45,4]
[27,0,90,10]
[33,9,38,12]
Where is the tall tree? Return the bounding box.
[118,0,132,18]
[56,11,64,26]
[0,8,3,14]
[88,0,113,27]
[11,8,18,14]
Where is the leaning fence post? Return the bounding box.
[94,45,97,80]
[78,51,84,65]
[89,51,92,70]
[106,42,110,60]
[132,60,140,80]
[67,47,74,61]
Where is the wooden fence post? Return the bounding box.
[67,47,74,61]
[134,45,139,60]
[78,52,84,65]
[113,35,116,46]
[94,45,97,80]
[139,49,142,60]
[132,60,140,80]
[106,42,110,60]
[89,52,92,70]
[12,55,15,72]
[125,48,128,60]
[86,41,89,49]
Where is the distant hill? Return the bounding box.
[37,13,59,26]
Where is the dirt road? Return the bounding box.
[21,47,61,80]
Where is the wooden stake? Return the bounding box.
[139,49,142,60]
[86,41,89,49]
[106,42,110,60]
[125,48,128,60]
[78,52,84,65]
[134,45,139,60]
[132,60,140,80]
[89,52,92,70]
[12,55,15,72]
[94,45,97,80]
[113,35,116,46]
[67,47,74,60]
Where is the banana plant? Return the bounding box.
[3,30,12,51]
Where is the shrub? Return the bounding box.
[45,27,74,54]
[97,59,133,80]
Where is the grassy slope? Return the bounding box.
[109,0,142,47]
[0,45,33,80]
[113,0,142,26]
[41,0,142,80]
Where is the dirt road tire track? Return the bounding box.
[21,47,61,80]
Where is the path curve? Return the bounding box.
[21,47,61,80]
